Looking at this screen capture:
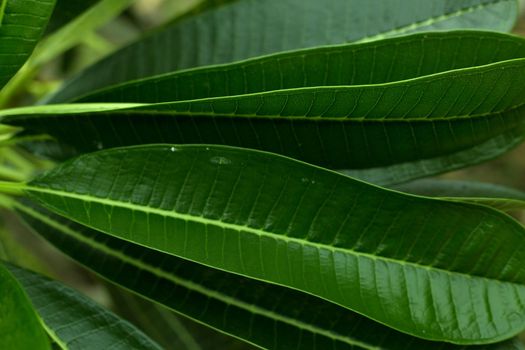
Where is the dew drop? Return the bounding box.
[301,177,316,184]
[210,156,232,165]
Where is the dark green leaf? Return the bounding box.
[15,199,525,350]
[0,0,56,89]
[72,31,525,104]
[4,31,525,177]
[46,0,519,103]
[6,263,162,350]
[0,262,50,350]
[16,144,525,344]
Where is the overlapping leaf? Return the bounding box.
[71,30,525,104]
[11,144,525,344]
[4,31,525,182]
[6,263,161,350]
[14,199,525,350]
[46,0,519,103]
[0,0,55,88]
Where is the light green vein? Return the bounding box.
[14,201,380,350]
[22,184,525,289]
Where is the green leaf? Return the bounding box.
[0,0,56,89]
[0,262,50,350]
[45,0,519,103]
[14,199,525,350]
[392,179,525,211]
[69,30,525,104]
[3,31,525,177]
[15,144,525,344]
[5,263,162,350]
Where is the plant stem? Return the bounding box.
[0,181,25,196]
[0,166,26,182]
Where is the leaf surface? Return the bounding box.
[5,31,525,179]
[0,0,55,88]
[6,263,162,350]
[46,0,519,103]
[392,179,525,211]
[15,199,525,350]
[0,262,50,350]
[72,31,525,104]
[17,144,525,344]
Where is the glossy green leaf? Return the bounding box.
[14,199,525,350]
[3,31,525,179]
[0,0,55,89]
[46,0,519,103]
[5,263,161,350]
[71,30,525,104]
[13,144,525,344]
[392,179,525,211]
[0,262,50,350]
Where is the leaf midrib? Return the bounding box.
[71,31,525,103]
[75,56,525,119]
[23,184,525,288]
[3,97,525,124]
[14,202,381,350]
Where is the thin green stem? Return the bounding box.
[0,181,25,196]
[2,148,35,174]
[0,165,27,182]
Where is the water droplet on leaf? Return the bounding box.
[210,156,232,165]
